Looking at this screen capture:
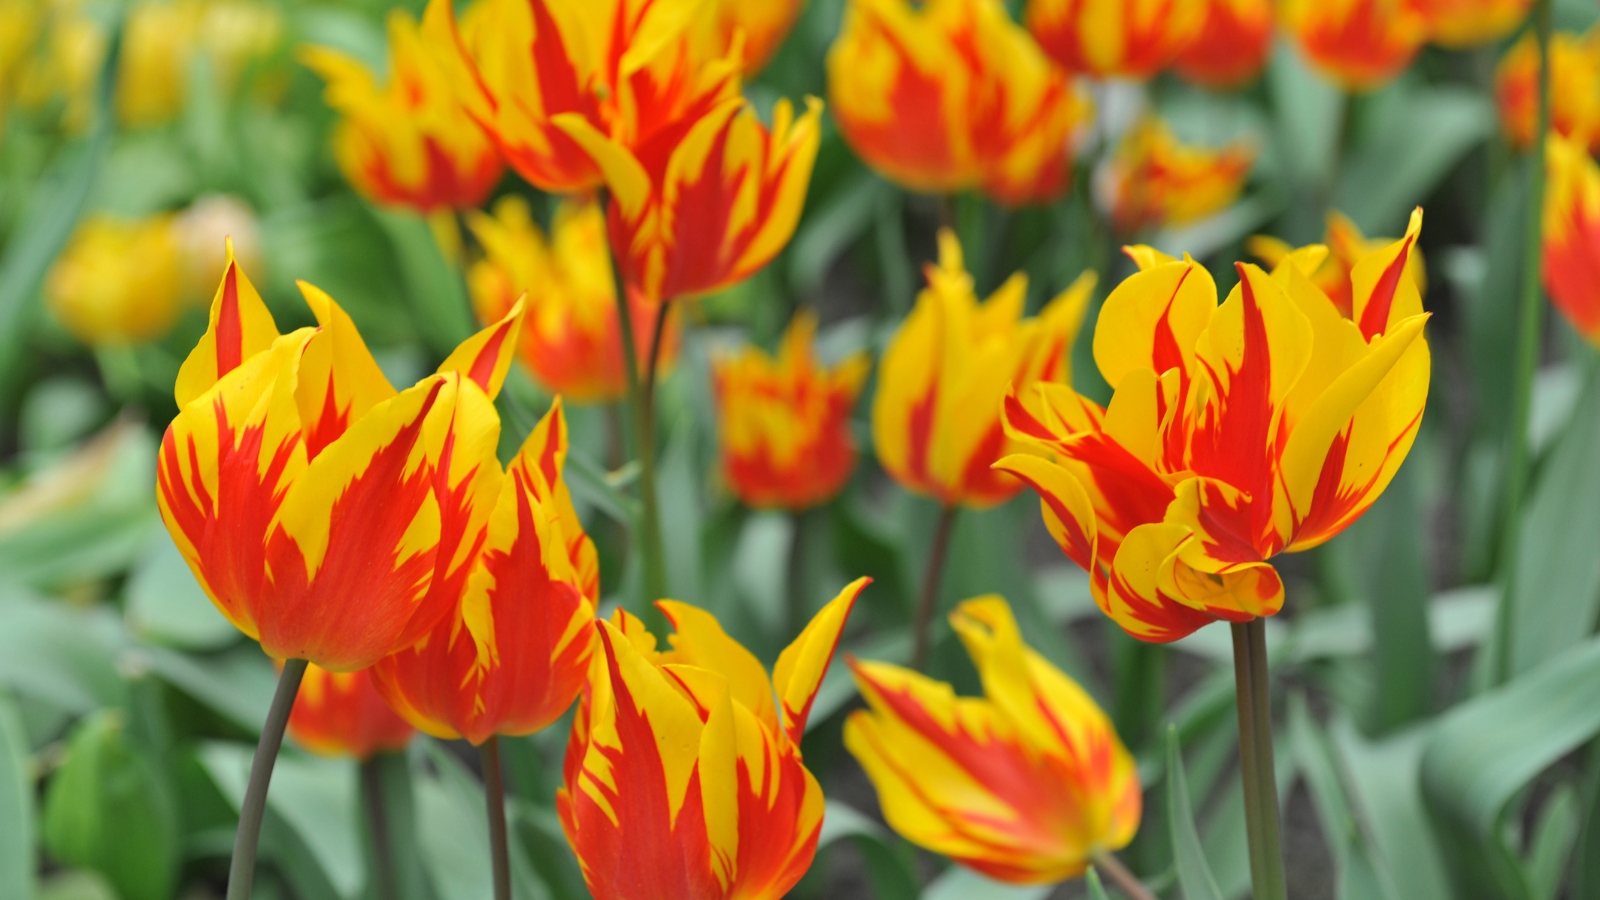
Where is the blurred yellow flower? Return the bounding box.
[1413,0,1530,49]
[46,213,186,346]
[172,194,264,300]
[1280,0,1426,91]
[697,0,806,75]
[1026,0,1204,79]
[1101,117,1254,234]
[1496,30,1600,153]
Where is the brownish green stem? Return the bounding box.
[1089,849,1159,900]
[1231,619,1286,900]
[360,754,396,900]
[910,506,958,672]
[608,247,668,631]
[226,658,308,900]
[482,736,511,900]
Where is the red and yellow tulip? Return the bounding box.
[827,0,1092,205]
[46,212,186,346]
[1248,211,1426,320]
[373,399,599,744]
[467,195,679,403]
[846,596,1140,884]
[1026,0,1203,78]
[1174,0,1272,88]
[712,311,871,511]
[997,212,1431,642]
[873,230,1095,509]
[558,579,869,900]
[1413,0,1530,49]
[1280,0,1426,91]
[156,243,527,671]
[698,0,806,75]
[1496,30,1600,153]
[1541,135,1600,346]
[301,10,501,213]
[553,95,824,303]
[1102,118,1254,235]
[286,664,415,760]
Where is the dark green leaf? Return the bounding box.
[0,691,32,900]
[818,801,921,900]
[370,207,476,359]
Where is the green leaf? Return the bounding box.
[1286,695,1401,900]
[1265,40,1344,192]
[369,207,476,359]
[44,711,179,900]
[920,865,1049,900]
[141,644,275,734]
[818,801,921,900]
[0,691,32,900]
[0,590,127,714]
[1085,867,1111,900]
[1328,718,1451,900]
[787,168,886,296]
[414,742,550,900]
[124,529,237,650]
[35,870,117,900]
[1166,727,1225,900]
[1526,782,1578,900]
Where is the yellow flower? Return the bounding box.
[1101,117,1254,234]
[1495,30,1600,152]
[46,213,186,346]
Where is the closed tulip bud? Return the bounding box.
[1281,0,1426,91]
[846,596,1140,884]
[157,242,529,671]
[828,0,1092,205]
[1542,134,1600,346]
[1247,210,1426,319]
[1174,0,1273,88]
[372,398,601,744]
[712,311,871,510]
[1412,0,1530,49]
[116,0,200,128]
[300,9,501,213]
[46,213,187,347]
[1026,0,1204,79]
[559,578,868,900]
[1101,117,1254,235]
[172,194,264,302]
[555,95,824,303]
[286,664,414,760]
[466,196,678,403]
[1496,30,1600,153]
[873,230,1095,509]
[996,212,1431,642]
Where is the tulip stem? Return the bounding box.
[1088,849,1158,900]
[1492,0,1553,687]
[610,256,668,629]
[226,657,308,900]
[482,736,512,900]
[910,505,958,672]
[1230,619,1287,900]
[360,754,397,900]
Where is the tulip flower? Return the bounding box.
[699,0,806,75]
[1174,0,1273,88]
[1026,0,1204,79]
[1496,30,1600,153]
[1541,135,1600,345]
[712,311,871,510]
[874,229,1095,510]
[420,0,742,194]
[115,0,198,127]
[1413,0,1529,48]
[827,0,1092,205]
[996,211,1432,642]
[46,213,187,346]
[301,9,501,212]
[1101,117,1255,235]
[1248,210,1426,319]
[845,596,1140,884]
[286,664,414,759]
[372,398,600,744]
[558,578,869,900]
[1280,0,1426,91]
[466,195,679,403]
[554,95,824,303]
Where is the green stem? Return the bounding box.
[1088,849,1159,900]
[482,736,511,900]
[910,506,958,672]
[787,507,810,640]
[609,250,668,630]
[359,754,396,900]
[226,658,308,900]
[1492,0,1553,686]
[1230,620,1286,900]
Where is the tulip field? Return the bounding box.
[3,0,1600,896]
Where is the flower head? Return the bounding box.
[1412,0,1530,48]
[1496,30,1600,153]
[373,399,599,744]
[697,0,806,75]
[1542,134,1600,346]
[301,10,502,212]
[1248,210,1426,319]
[46,213,186,346]
[287,664,414,759]
[467,196,679,403]
[712,311,871,510]
[1280,0,1426,91]
[846,596,1140,884]
[1174,0,1272,88]
[873,230,1095,509]
[156,243,528,670]
[1101,117,1254,235]
[997,213,1431,642]
[828,0,1092,205]
[558,579,869,900]
[1026,0,1204,78]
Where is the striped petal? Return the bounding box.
[173,239,280,409]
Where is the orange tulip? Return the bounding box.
[1495,30,1600,153]
[300,10,501,212]
[845,597,1140,884]
[873,230,1095,509]
[698,0,806,75]
[1280,0,1426,91]
[558,579,868,900]
[1026,0,1204,78]
[1542,134,1600,345]
[712,311,871,510]
[373,399,599,744]
[156,243,527,671]
[466,195,679,403]
[1102,117,1254,235]
[1412,0,1530,48]
[996,214,1431,641]
[421,0,741,194]
[286,664,414,759]
[827,0,1092,205]
[1248,210,1427,319]
[1174,0,1273,88]
[554,95,824,303]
